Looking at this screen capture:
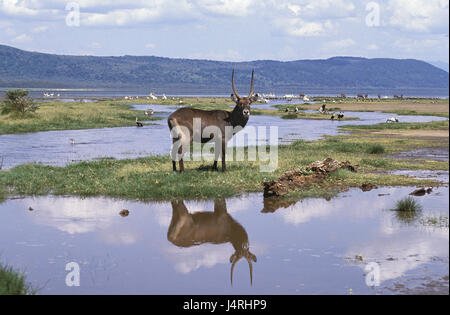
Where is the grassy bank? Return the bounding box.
[0,100,160,135]
[0,262,35,295]
[302,98,449,118]
[341,120,449,131]
[0,120,447,200]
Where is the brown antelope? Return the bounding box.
[168,70,258,172]
[356,93,364,100]
[167,199,257,285]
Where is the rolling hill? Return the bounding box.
[0,44,448,93]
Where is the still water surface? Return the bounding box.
[0,183,448,294]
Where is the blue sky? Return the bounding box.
[0,0,448,68]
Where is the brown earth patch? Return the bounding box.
[262,158,358,197]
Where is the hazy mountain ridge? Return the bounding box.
[0,45,448,92]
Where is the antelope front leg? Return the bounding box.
[178,145,185,173]
[221,136,226,172]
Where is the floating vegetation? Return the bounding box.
[419,215,449,228]
[394,196,423,212]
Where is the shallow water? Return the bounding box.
[0,101,447,169]
[387,147,449,162]
[0,186,448,294]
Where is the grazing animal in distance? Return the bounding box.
[330,113,335,120]
[337,112,344,120]
[284,108,289,112]
[167,70,258,172]
[168,199,256,285]
[357,94,364,100]
[136,117,143,127]
[294,107,299,112]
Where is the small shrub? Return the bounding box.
[1,89,39,115]
[366,144,385,154]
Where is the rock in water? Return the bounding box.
[361,183,378,192]
[119,209,130,217]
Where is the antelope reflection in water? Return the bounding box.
[167,199,256,285]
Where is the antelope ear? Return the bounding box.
[231,93,239,102]
[250,253,257,262]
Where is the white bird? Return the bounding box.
[162,94,167,100]
[303,95,310,102]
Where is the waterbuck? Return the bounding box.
[167,199,257,285]
[168,70,258,172]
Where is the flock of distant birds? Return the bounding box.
[66,91,402,144]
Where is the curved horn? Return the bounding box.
[232,69,241,99]
[230,255,241,286]
[246,257,253,285]
[230,258,237,286]
[248,69,254,98]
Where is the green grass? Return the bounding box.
[394,196,423,212]
[366,144,386,154]
[341,120,449,131]
[0,100,161,135]
[392,196,424,224]
[0,262,36,295]
[383,109,449,118]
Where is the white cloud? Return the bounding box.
[273,17,332,37]
[32,25,49,33]
[323,38,356,49]
[393,38,440,51]
[145,43,156,49]
[12,33,31,43]
[387,0,449,33]
[197,0,256,17]
[89,41,102,49]
[0,0,39,16]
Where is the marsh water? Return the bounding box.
[0,101,447,169]
[0,183,448,294]
[0,97,448,294]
